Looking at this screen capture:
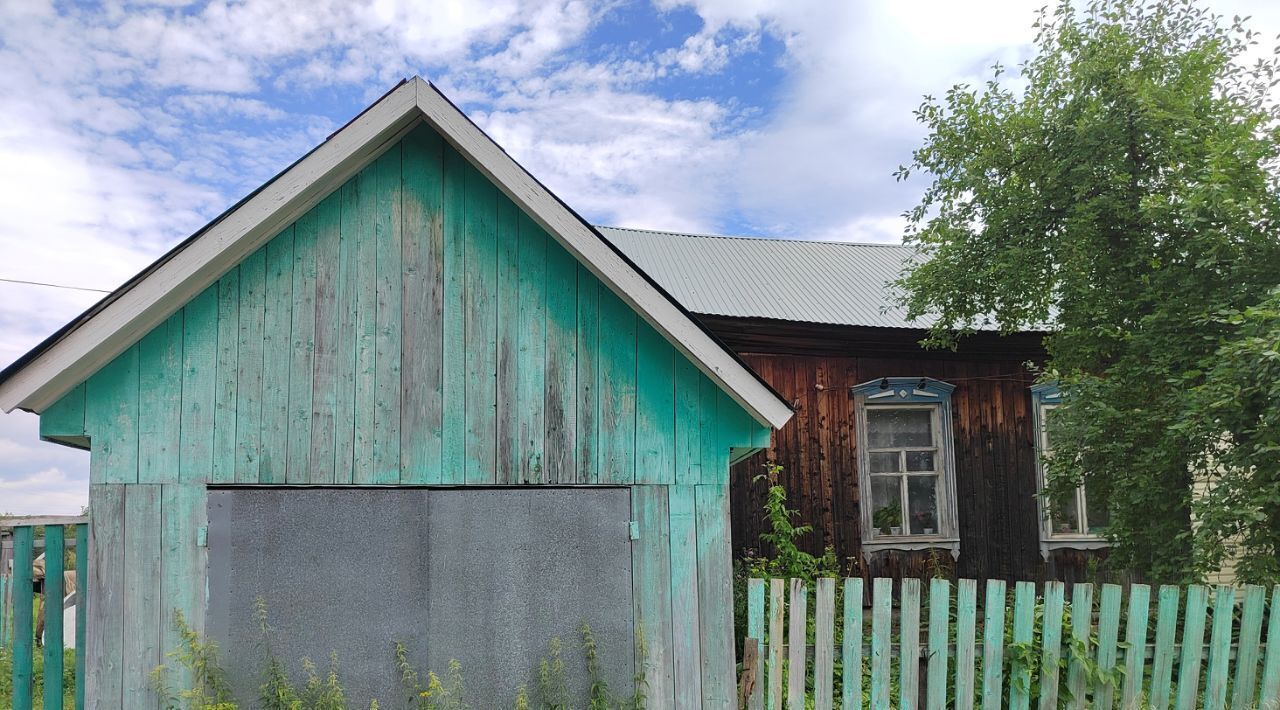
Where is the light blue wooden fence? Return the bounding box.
[743,577,1280,709]
[2,522,88,710]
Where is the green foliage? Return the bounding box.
[896,0,1280,583]
[151,609,236,710]
[0,645,78,709]
[744,464,842,582]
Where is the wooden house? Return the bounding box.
[0,79,793,708]
[604,228,1110,585]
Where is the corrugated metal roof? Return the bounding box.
[599,226,949,330]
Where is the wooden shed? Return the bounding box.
[0,78,791,708]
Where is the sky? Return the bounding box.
[1,0,1278,515]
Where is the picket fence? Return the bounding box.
[742,577,1280,710]
[1,522,89,710]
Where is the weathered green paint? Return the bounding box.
[42,525,64,710]
[1037,582,1064,710]
[954,578,977,710]
[926,579,949,710]
[813,578,835,710]
[1176,585,1210,710]
[12,526,33,710]
[1260,585,1280,702]
[1121,584,1151,709]
[44,124,767,705]
[1204,584,1236,710]
[746,578,765,710]
[870,577,891,709]
[981,580,1006,710]
[1149,585,1180,710]
[1009,581,1035,710]
[767,578,784,710]
[842,577,864,710]
[1065,583,1093,710]
[39,381,85,442]
[1093,583,1121,710]
[786,578,808,709]
[899,578,920,710]
[1231,585,1265,710]
[75,522,89,710]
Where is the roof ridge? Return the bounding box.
[596,224,911,248]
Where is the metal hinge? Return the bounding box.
[629,521,640,540]
[196,526,208,547]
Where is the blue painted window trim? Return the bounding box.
[1031,381,1109,557]
[850,377,960,560]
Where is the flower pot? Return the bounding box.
[923,527,935,535]
[889,526,902,536]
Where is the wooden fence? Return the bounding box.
[2,520,89,710]
[742,577,1280,710]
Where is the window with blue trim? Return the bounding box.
[1032,383,1110,553]
[851,377,960,556]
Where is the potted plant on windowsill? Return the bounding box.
[872,504,902,537]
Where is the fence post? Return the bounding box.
[980,579,1006,710]
[746,579,764,710]
[43,525,66,710]
[786,579,808,709]
[1038,581,1065,710]
[13,525,34,710]
[1175,584,1210,710]
[1231,585,1266,710]
[767,579,784,710]
[926,578,950,710]
[75,522,89,710]
[842,577,864,710]
[1008,581,1035,710]
[813,578,835,710]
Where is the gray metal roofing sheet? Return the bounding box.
[598,226,951,330]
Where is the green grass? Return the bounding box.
[0,644,78,708]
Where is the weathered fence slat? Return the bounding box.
[43,525,66,710]
[900,578,920,709]
[1261,585,1280,703]
[1205,584,1236,710]
[1093,584,1122,710]
[747,578,765,710]
[981,579,1006,710]
[1037,581,1065,710]
[787,578,807,709]
[1121,583,1150,708]
[13,525,35,710]
[1149,585,1181,710]
[1231,584,1265,710]
[842,577,864,710]
[768,578,784,710]
[1176,584,1210,710]
[926,578,950,710]
[813,578,834,710]
[954,578,977,710]
[0,572,8,648]
[1009,581,1035,710]
[871,577,892,708]
[1066,583,1093,710]
[75,522,89,710]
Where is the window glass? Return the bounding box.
[905,450,935,472]
[867,408,933,448]
[870,478,902,534]
[1084,481,1110,533]
[869,451,900,473]
[1047,489,1081,535]
[906,475,939,534]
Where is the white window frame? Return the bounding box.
[1032,383,1109,557]
[851,377,959,559]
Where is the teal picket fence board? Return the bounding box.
[5,523,87,710]
[743,576,1280,710]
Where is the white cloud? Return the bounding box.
[0,412,87,516]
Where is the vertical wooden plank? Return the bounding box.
[674,358,703,486]
[900,577,921,710]
[1149,585,1181,710]
[981,579,1006,710]
[871,577,892,709]
[599,289,637,484]
[159,484,207,700]
[260,228,294,483]
[75,522,88,710]
[576,264,600,482]
[137,312,183,484]
[544,236,578,483]
[843,577,865,710]
[494,196,519,484]
[1008,581,1035,710]
[179,288,217,484]
[400,125,444,484]
[1231,585,1265,710]
[516,213,546,484]
[1175,584,1210,710]
[698,373,725,485]
[927,578,951,710]
[1259,585,1280,703]
[787,578,808,709]
[12,526,33,710]
[333,181,359,484]
[463,161,498,484]
[86,346,140,485]
[42,525,65,710]
[955,579,978,710]
[668,485,703,707]
[1038,581,1065,710]
[235,246,266,483]
[1093,584,1122,710]
[636,325,675,485]
[768,579,785,710]
[814,577,835,710]
[39,382,86,440]
[695,484,735,706]
[211,271,239,483]
[309,193,342,484]
[352,164,379,484]
[1121,584,1151,709]
[122,485,162,710]
[372,145,403,484]
[1065,583,1094,710]
[631,486,673,707]
[747,578,765,710]
[287,212,317,483]
[1204,584,1236,710]
[86,485,124,710]
[440,145,467,483]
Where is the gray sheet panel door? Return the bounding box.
[207,487,635,707]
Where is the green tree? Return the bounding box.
[895,0,1280,583]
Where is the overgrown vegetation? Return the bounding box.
[0,644,77,709]
[894,0,1280,584]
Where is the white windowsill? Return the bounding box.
[1039,536,1110,558]
[861,536,961,560]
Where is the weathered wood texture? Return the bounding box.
[723,336,1104,584]
[50,123,765,707]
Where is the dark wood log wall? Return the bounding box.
[706,316,1106,585]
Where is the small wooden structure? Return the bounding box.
[0,78,790,707]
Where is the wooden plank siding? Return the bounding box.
[723,339,1105,584]
[55,123,768,704]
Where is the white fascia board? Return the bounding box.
[0,81,421,414]
[412,78,792,429]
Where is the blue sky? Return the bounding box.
[1,0,1277,514]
